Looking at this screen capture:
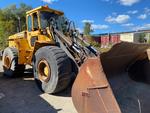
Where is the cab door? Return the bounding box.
[27,12,40,48]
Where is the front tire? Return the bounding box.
[2,47,25,77]
[33,46,73,94]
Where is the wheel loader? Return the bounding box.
[2,5,150,113]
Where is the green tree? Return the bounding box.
[83,22,93,36]
[139,33,146,43]
[0,3,32,49]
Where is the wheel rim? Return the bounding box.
[38,59,51,83]
[4,55,11,69]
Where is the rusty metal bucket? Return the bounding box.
[71,57,121,113]
[72,42,150,113]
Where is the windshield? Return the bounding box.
[40,11,65,31]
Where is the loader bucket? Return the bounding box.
[100,42,150,76]
[72,42,150,113]
[72,57,121,113]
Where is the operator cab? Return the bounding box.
[26,5,64,32]
[26,6,64,47]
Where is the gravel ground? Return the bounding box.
[0,61,77,113]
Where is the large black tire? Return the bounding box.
[2,47,25,77]
[33,46,73,94]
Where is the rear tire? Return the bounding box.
[33,46,73,94]
[2,47,25,77]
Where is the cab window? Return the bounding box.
[33,13,39,31]
[28,15,32,32]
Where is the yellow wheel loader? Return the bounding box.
[2,5,150,113]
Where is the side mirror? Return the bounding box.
[65,21,68,25]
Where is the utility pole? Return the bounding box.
[18,16,21,32]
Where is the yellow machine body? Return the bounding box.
[8,6,63,65]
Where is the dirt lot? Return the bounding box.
[0,61,77,113]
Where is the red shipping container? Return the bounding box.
[93,37,101,43]
[110,35,120,44]
[117,35,120,43]
[101,35,109,48]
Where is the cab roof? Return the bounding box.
[26,6,64,15]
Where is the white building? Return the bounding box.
[120,30,150,43]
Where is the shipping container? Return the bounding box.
[110,34,120,45]
[101,35,109,48]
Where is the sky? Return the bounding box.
[0,0,150,34]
